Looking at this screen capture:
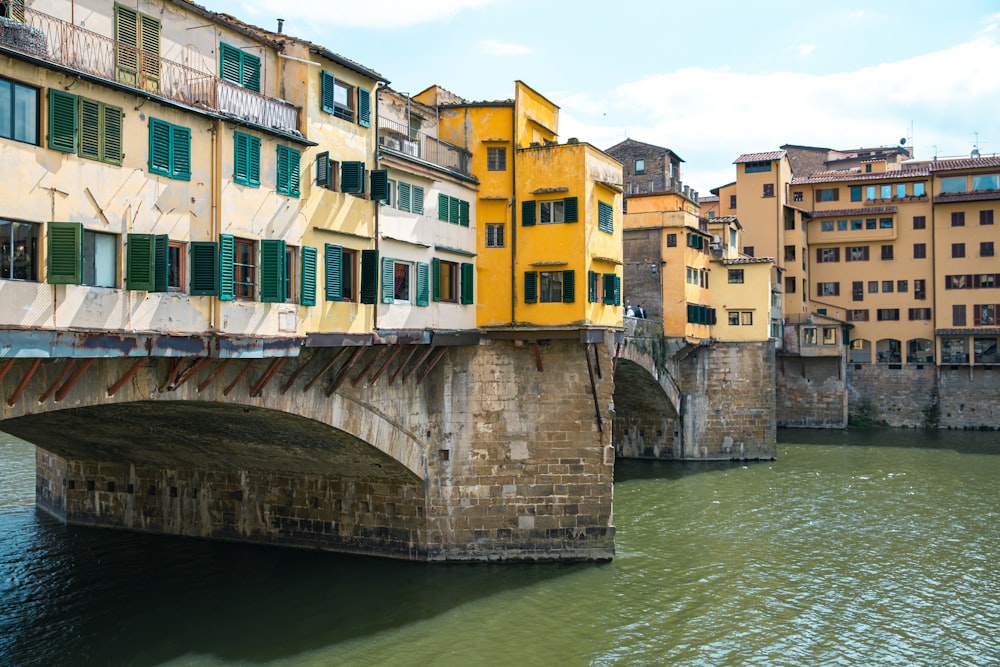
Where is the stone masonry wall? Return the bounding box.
[776,355,847,428]
[847,364,938,428]
[623,229,663,321]
[937,367,1000,429]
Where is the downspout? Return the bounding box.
[373,82,386,332]
[211,117,221,331]
[510,104,517,326]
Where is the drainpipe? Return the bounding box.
[373,83,386,332]
[211,117,221,331]
[510,103,517,326]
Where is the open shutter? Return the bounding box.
[341,161,365,194]
[301,246,317,306]
[416,262,430,307]
[562,270,575,303]
[259,239,286,303]
[324,243,343,301]
[524,271,538,304]
[357,87,371,127]
[380,257,394,303]
[602,274,615,305]
[521,200,535,226]
[460,262,473,304]
[171,125,191,179]
[125,233,155,291]
[588,270,597,303]
[370,169,388,202]
[46,222,82,285]
[148,118,170,175]
[459,200,470,227]
[247,135,260,186]
[438,193,449,221]
[47,90,77,153]
[189,241,218,295]
[398,182,411,212]
[78,98,100,160]
[316,151,330,188]
[360,249,378,304]
[614,275,621,305]
[321,71,335,114]
[9,0,24,21]
[103,104,123,165]
[448,196,460,224]
[243,51,260,92]
[115,5,139,85]
[563,197,578,223]
[153,234,168,292]
[220,43,241,85]
[139,14,160,92]
[431,258,441,302]
[412,186,424,214]
[218,234,235,301]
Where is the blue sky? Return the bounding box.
[198,0,1000,192]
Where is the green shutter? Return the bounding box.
[588,270,597,303]
[316,151,330,188]
[115,5,139,84]
[47,89,77,153]
[614,275,621,306]
[563,197,578,223]
[259,239,286,303]
[459,200,470,227]
[139,14,160,92]
[412,186,424,214]
[416,262,429,307]
[189,241,218,295]
[431,257,441,302]
[171,125,191,180]
[287,147,300,196]
[234,132,247,184]
[46,222,82,285]
[562,270,575,303]
[218,234,235,301]
[360,249,378,304]
[448,196,460,224]
[598,201,613,233]
[602,274,615,305]
[398,182,411,212]
[521,200,535,226]
[357,87,371,128]
[437,193,449,221]
[243,51,260,93]
[320,71,335,114]
[220,43,242,85]
[149,118,170,175]
[301,245,317,306]
[341,161,364,194]
[277,145,299,196]
[103,104,123,165]
[79,97,101,160]
[370,169,388,202]
[324,243,343,301]
[380,257,394,303]
[153,234,168,292]
[248,135,261,186]
[125,233,154,290]
[524,271,537,304]
[460,262,473,304]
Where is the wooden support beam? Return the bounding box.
[592,343,602,380]
[55,358,96,402]
[107,358,147,397]
[304,347,349,392]
[369,345,403,386]
[416,347,448,384]
[0,358,15,384]
[171,357,211,390]
[280,351,316,394]
[352,346,387,387]
[39,359,77,403]
[533,341,544,372]
[160,358,184,392]
[223,359,255,396]
[326,346,366,396]
[584,343,603,433]
[196,358,232,393]
[389,346,420,385]
[7,358,41,407]
[249,358,284,398]
[402,346,436,384]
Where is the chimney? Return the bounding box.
[277,18,284,33]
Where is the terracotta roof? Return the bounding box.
[792,168,929,184]
[709,215,738,223]
[933,191,1000,204]
[927,156,1000,172]
[735,151,786,164]
[808,206,898,218]
[722,257,774,265]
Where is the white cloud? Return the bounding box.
[235,0,496,30]
[481,40,531,56]
[798,44,816,57]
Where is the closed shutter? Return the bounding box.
[416,262,429,307]
[563,197,578,222]
[357,87,371,127]
[46,222,83,285]
[259,239,287,303]
[448,196,460,224]
[149,118,170,174]
[398,182,411,212]
[47,89,77,153]
[324,243,342,301]
[316,151,330,188]
[438,193,449,221]
[460,262,473,304]
[380,257,394,303]
[189,241,218,295]
[153,234,168,292]
[103,104,123,165]
[459,200,470,227]
[126,233,155,291]
[115,5,139,85]
[301,246,317,306]
[360,249,378,304]
[220,43,242,86]
[341,161,365,194]
[562,270,575,303]
[138,14,160,91]
[521,200,535,226]
[597,201,613,233]
[79,97,101,161]
[171,125,191,180]
[412,186,424,214]
[431,257,441,302]
[588,270,597,303]
[524,271,538,304]
[218,234,235,301]
[370,169,388,202]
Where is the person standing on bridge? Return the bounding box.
[625,304,635,318]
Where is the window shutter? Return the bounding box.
[380,257,394,303]
[153,234,168,292]
[461,262,473,304]
[459,200,470,227]
[563,197,578,222]
[398,182,411,212]
[360,249,378,304]
[259,239,286,303]
[370,169,388,202]
[248,135,260,186]
[341,161,365,194]
[301,245,317,306]
[103,104,123,165]
[139,15,160,91]
[448,196,460,224]
[218,234,235,301]
[614,275,621,306]
[597,201,613,233]
[320,71,335,114]
[562,270,575,303]
[324,243,342,301]
[189,241,218,295]
[601,274,615,305]
[149,118,170,175]
[171,125,191,180]
[412,186,424,214]
[416,262,430,307]
[243,51,261,93]
[10,0,24,21]
[115,5,139,84]
[438,193,449,221]
[220,43,242,85]
[521,200,535,226]
[46,222,83,284]
[316,151,330,188]
[588,270,597,303]
[431,257,441,302]
[47,89,77,153]
[287,147,300,196]
[126,233,155,291]
[524,271,538,304]
[234,132,248,184]
[357,87,371,127]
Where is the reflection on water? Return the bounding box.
[1,430,998,666]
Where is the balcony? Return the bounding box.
[0,7,299,133]
[378,116,472,177]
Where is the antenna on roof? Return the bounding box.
[971,130,981,158]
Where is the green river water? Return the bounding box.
[1,428,997,666]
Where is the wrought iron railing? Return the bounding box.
[0,8,299,132]
[378,116,472,176]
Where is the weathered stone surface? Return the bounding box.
[776,355,847,428]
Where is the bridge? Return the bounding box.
[0,326,774,562]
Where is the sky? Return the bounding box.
[196,0,1000,193]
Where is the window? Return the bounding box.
[744,161,771,173]
[914,279,926,300]
[219,43,260,92]
[437,194,471,226]
[817,188,839,202]
[687,234,704,250]
[909,308,931,321]
[817,247,840,263]
[821,221,834,232]
[784,245,795,261]
[728,269,744,284]
[486,223,505,248]
[0,220,39,281]
[979,274,997,288]
[793,191,803,202]
[866,185,877,200]
[488,147,507,171]
[914,182,926,197]
[817,282,839,297]
[82,230,117,287]
[952,211,965,227]
[283,245,298,303]
[946,275,969,290]
[323,244,356,302]
[972,174,999,191]
[233,131,260,187]
[397,182,425,214]
[666,233,677,247]
[115,5,160,92]
[601,273,621,305]
[837,220,848,231]
[728,311,753,326]
[379,258,412,303]
[634,159,645,175]
[823,327,837,344]
[167,240,184,291]
[0,76,37,144]
[879,218,893,229]
[877,308,900,321]
[315,152,337,191]
[974,304,997,326]
[784,276,796,293]
[785,218,796,231]
[952,243,966,259]
[982,242,995,257]
[276,145,301,197]
[148,118,190,180]
[850,219,863,230]
[1,0,25,20]
[882,280,894,293]
[847,309,869,322]
[941,177,967,193]
[233,238,256,300]
[729,195,736,209]
[913,215,926,230]
[953,304,966,326]
[898,280,908,293]
[852,281,864,301]
[847,246,869,262]
[321,72,354,123]
[540,200,566,224]
[896,184,907,198]
[434,258,458,303]
[866,219,876,230]
[521,197,577,225]
[597,201,614,233]
[523,270,574,303]
[686,304,716,325]
[849,186,862,202]
[125,234,170,292]
[881,245,894,260]
[868,281,878,294]
[914,243,926,259]
[981,210,995,225]
[763,183,775,197]
[743,246,754,257]
[880,185,892,199]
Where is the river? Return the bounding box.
[1,429,998,666]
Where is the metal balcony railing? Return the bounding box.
[0,8,299,133]
[378,116,472,177]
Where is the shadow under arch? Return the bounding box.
[612,358,679,421]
